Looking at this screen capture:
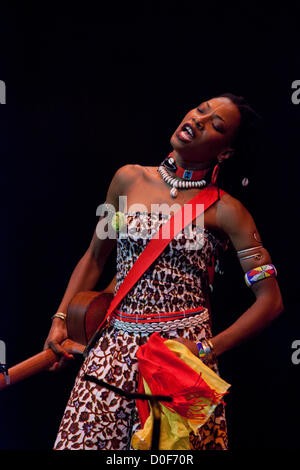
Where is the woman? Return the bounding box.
[44,93,283,450]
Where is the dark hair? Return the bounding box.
[209,94,264,285]
[213,92,264,203]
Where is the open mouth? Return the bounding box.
[176,123,195,143]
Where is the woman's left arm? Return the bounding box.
[210,194,284,357]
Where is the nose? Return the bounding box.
[193,111,213,130]
[194,118,204,130]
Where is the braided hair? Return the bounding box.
[212,92,264,204]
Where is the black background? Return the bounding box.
[0,2,300,450]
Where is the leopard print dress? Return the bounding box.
[54,211,230,450]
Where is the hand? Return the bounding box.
[43,318,74,371]
[172,337,199,357]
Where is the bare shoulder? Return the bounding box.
[107,164,143,199]
[113,164,144,187]
[215,191,256,235]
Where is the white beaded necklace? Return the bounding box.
[157,158,207,198]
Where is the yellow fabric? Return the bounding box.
[131,339,231,450]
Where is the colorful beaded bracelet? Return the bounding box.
[244,264,277,287]
[196,339,213,358]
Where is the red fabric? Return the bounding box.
[96,185,226,333]
[135,333,223,425]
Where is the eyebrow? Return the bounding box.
[205,101,226,124]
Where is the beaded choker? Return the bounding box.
[158,155,211,198]
[164,154,211,181]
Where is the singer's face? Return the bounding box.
[170,96,241,165]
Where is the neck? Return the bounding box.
[171,150,212,170]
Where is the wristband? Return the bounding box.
[196,339,213,358]
[244,264,277,287]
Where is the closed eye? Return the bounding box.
[196,107,225,133]
[213,123,226,134]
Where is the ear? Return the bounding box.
[217,148,235,163]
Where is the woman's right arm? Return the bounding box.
[43,164,140,370]
[43,231,117,370]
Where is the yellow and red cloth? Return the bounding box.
[132,333,231,450]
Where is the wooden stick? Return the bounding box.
[0,339,84,391]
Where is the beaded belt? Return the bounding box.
[109,306,209,334]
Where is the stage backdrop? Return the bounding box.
[0,3,299,450]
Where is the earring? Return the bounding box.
[211,161,221,185]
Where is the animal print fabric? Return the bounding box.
[53,212,229,450]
